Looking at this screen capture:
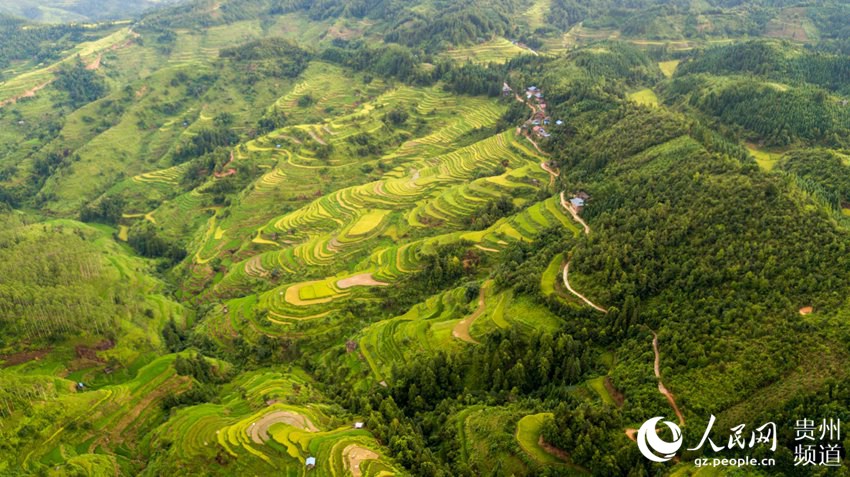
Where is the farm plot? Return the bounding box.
[442,37,528,64]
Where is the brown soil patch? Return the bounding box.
[603,377,624,407]
[1,347,52,367]
[249,410,319,444]
[799,306,813,315]
[75,339,115,362]
[0,80,53,107]
[343,444,379,477]
[86,53,102,70]
[336,273,388,289]
[537,436,569,462]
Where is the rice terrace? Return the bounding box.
[2,0,850,475]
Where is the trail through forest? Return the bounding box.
[562,261,607,313]
[453,281,489,343]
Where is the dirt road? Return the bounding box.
[562,261,607,313]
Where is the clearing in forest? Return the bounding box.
[745,143,782,171]
[628,88,660,107]
[516,413,564,465]
[659,60,680,78]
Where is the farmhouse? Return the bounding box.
[306,456,316,469]
[354,422,365,429]
[570,197,585,208]
[502,82,512,96]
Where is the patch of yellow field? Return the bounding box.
[765,82,790,92]
[746,144,782,171]
[659,60,680,78]
[628,88,659,107]
[348,209,390,236]
[285,279,349,306]
[117,225,129,242]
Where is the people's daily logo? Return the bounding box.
[637,416,683,462]
[635,415,843,468]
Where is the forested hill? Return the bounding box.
[0,0,180,23]
[2,0,850,476]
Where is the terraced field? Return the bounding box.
[442,37,529,64]
[182,76,589,371]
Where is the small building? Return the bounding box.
[502,82,512,96]
[354,422,365,429]
[543,118,550,125]
[527,86,538,92]
[575,191,590,200]
[555,120,564,126]
[531,119,541,126]
[276,144,281,148]
[75,382,85,391]
[306,456,316,470]
[570,197,585,208]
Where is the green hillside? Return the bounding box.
[2,0,850,476]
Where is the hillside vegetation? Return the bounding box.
[2,0,850,476]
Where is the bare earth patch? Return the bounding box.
[537,436,568,462]
[249,410,319,444]
[343,444,379,477]
[1,347,52,367]
[337,273,388,289]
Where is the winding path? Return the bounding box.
[453,281,490,344]
[540,161,559,187]
[653,332,685,426]
[624,333,686,442]
[562,261,607,313]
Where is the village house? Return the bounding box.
[571,191,590,209]
[502,82,512,96]
[306,456,316,470]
